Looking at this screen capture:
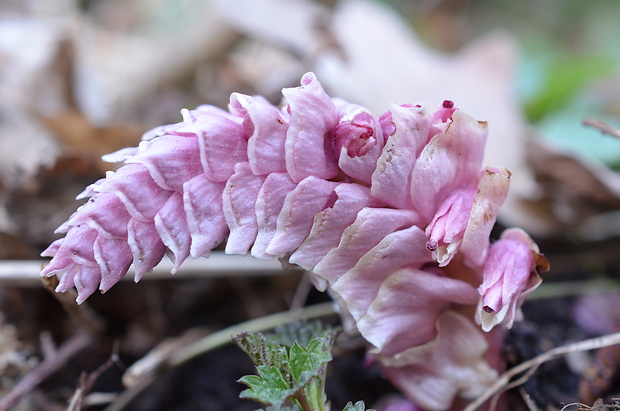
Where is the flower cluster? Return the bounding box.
[41,72,547,410]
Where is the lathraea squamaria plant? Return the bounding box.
[41,72,548,411]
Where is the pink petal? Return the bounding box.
[127,219,166,282]
[41,256,73,278]
[371,104,432,208]
[56,193,131,239]
[180,108,247,183]
[154,192,191,273]
[357,268,479,355]
[265,176,339,257]
[380,311,497,411]
[139,120,185,142]
[40,238,62,258]
[251,172,297,260]
[335,103,385,183]
[282,72,339,182]
[312,208,418,288]
[424,189,476,267]
[182,174,228,258]
[229,93,288,175]
[74,265,103,304]
[128,135,202,191]
[477,228,543,332]
[76,178,105,200]
[41,225,99,274]
[409,110,487,223]
[101,146,140,163]
[331,225,432,321]
[289,183,383,271]
[55,267,76,292]
[95,164,172,222]
[222,162,266,255]
[460,167,511,269]
[94,235,133,293]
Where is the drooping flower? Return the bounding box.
[41,72,544,410]
[379,311,499,411]
[477,228,549,332]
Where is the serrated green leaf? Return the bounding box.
[265,406,302,411]
[289,338,332,386]
[270,319,337,348]
[342,401,375,411]
[232,331,289,370]
[237,365,296,407]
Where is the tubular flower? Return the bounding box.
[477,228,549,332]
[41,72,545,409]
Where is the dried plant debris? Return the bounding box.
[561,398,620,411]
[0,314,38,397]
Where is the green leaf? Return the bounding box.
[523,54,614,123]
[342,401,375,411]
[232,331,290,380]
[289,338,333,386]
[270,319,337,348]
[265,406,301,411]
[238,365,296,407]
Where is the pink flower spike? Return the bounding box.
[282,72,339,182]
[477,228,548,332]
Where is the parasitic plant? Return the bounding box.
[41,72,548,410]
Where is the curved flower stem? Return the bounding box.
[105,302,337,411]
[464,331,620,411]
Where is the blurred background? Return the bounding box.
[1,0,620,409]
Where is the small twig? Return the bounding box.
[289,272,313,312]
[0,332,93,411]
[104,302,337,411]
[561,398,616,411]
[67,344,122,411]
[518,387,542,411]
[583,118,620,140]
[465,331,620,411]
